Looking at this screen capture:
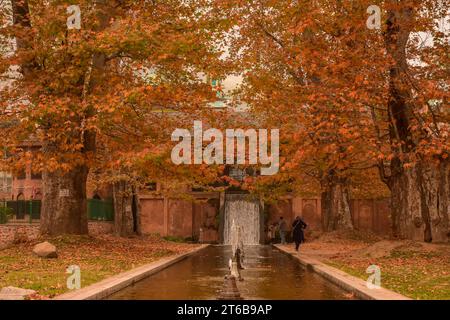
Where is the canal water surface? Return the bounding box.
[108,246,351,300]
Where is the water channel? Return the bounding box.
[109,246,351,300]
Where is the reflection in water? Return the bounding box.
[108,246,352,300]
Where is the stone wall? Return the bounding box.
[139,193,220,242]
[0,221,114,248]
[87,221,114,235]
[267,197,391,235]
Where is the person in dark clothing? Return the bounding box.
[292,216,307,251]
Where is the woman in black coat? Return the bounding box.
[292,216,307,251]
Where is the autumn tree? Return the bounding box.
[0,0,225,235]
[373,0,449,242]
[221,0,449,241]
[2,0,447,241]
[220,0,384,231]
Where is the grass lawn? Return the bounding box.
[326,243,450,300]
[295,231,450,300]
[0,235,199,298]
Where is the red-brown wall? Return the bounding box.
[138,194,392,242]
[267,197,391,235]
[139,193,220,242]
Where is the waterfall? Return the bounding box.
[223,194,260,245]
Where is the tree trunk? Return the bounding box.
[11,0,31,26]
[40,165,89,235]
[39,138,90,235]
[437,162,450,241]
[113,180,140,237]
[39,129,95,236]
[390,160,449,242]
[321,173,353,231]
[11,0,31,70]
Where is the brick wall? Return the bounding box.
[138,193,392,242]
[139,193,221,240]
[88,221,114,235]
[267,197,391,235]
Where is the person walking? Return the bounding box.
[267,224,275,244]
[278,217,287,244]
[292,216,307,251]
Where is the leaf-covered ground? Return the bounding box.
[0,235,200,299]
[293,231,450,300]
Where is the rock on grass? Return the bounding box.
[33,241,58,258]
[0,286,36,300]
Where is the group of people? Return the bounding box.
[267,216,307,251]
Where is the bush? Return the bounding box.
[0,206,13,224]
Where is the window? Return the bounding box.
[145,182,157,191]
[210,79,225,99]
[0,172,12,193]
[16,169,26,180]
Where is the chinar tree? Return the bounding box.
[221,0,382,231]
[0,0,224,235]
[220,0,449,241]
[373,0,449,242]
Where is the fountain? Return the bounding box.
[223,194,261,245]
[218,193,260,299]
[108,195,352,300]
[218,219,245,299]
[229,219,245,280]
